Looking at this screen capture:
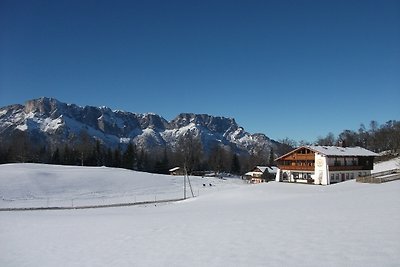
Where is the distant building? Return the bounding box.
[169,167,184,176]
[275,146,378,185]
[245,166,278,184]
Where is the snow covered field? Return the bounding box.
[0,163,244,209]
[1,163,399,266]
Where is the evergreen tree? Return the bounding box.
[94,140,101,166]
[154,148,169,174]
[231,153,241,174]
[38,146,48,163]
[209,145,225,174]
[122,143,136,170]
[105,148,113,167]
[63,144,73,165]
[269,148,275,165]
[0,140,9,164]
[113,148,122,168]
[137,149,145,171]
[51,148,61,164]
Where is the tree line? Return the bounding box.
[279,120,400,154]
[0,129,275,175]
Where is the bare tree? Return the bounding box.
[176,132,203,174]
[315,132,336,146]
[277,137,297,155]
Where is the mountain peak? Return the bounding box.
[24,97,64,116]
[0,98,280,157]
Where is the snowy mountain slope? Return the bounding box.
[0,97,280,155]
[0,162,399,267]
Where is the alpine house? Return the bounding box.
[275,146,378,185]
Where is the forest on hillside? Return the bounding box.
[0,130,273,176]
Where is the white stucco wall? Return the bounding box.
[329,170,372,183]
[314,153,329,185]
[275,168,281,182]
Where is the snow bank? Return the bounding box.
[373,157,400,173]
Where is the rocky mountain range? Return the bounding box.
[0,97,283,157]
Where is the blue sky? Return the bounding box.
[1,0,399,142]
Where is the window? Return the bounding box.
[350,173,354,179]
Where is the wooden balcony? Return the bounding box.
[328,165,371,171]
[277,165,314,171]
[281,154,315,161]
[293,154,314,160]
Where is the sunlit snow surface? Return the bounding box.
[0,163,399,267]
[0,163,243,208]
[373,157,400,173]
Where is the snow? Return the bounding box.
[0,163,242,208]
[7,111,63,133]
[98,112,126,129]
[308,145,378,156]
[373,157,400,173]
[15,124,28,131]
[0,163,399,266]
[169,167,180,172]
[119,137,131,143]
[41,117,63,132]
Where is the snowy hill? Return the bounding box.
[0,162,399,267]
[0,163,244,209]
[373,156,400,173]
[0,97,281,155]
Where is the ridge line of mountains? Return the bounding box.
[0,97,286,157]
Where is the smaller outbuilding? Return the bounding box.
[169,167,185,176]
[244,166,278,184]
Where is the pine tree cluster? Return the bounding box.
[0,130,273,175]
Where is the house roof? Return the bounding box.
[245,166,278,177]
[169,167,180,172]
[308,146,378,157]
[268,166,278,173]
[250,166,278,174]
[255,166,268,173]
[276,146,378,160]
[245,171,262,176]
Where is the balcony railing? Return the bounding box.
[328,165,371,171]
[277,165,314,171]
[278,165,371,172]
